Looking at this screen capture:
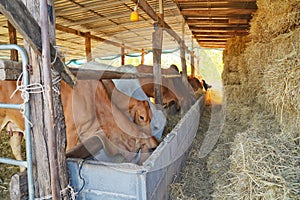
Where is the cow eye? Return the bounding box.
[140,115,145,121]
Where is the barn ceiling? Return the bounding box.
[0,0,257,60]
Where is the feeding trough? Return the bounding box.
[67,96,204,200]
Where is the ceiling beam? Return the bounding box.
[178,1,257,9]
[176,0,256,2]
[55,24,142,52]
[181,8,257,16]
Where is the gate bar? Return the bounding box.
[0,44,34,200]
[0,103,22,110]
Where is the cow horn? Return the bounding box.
[131,148,141,164]
[66,135,104,159]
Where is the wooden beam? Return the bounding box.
[192,30,248,35]
[121,44,125,65]
[190,26,249,31]
[152,27,163,107]
[186,18,228,24]
[85,32,92,62]
[176,0,256,2]
[141,48,145,64]
[229,18,248,24]
[197,39,228,42]
[131,0,190,53]
[0,0,76,86]
[194,35,234,38]
[177,1,257,9]
[55,24,142,53]
[181,8,257,16]
[7,21,18,61]
[189,24,250,28]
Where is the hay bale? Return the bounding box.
[244,28,300,138]
[250,0,300,43]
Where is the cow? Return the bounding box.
[62,80,158,164]
[187,76,203,92]
[102,79,152,133]
[0,81,25,171]
[136,64,196,113]
[1,79,158,171]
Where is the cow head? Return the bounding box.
[129,100,152,129]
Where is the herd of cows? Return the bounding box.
[0,64,208,171]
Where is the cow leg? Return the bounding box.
[66,135,103,159]
[9,132,24,172]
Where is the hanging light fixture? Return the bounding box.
[130,0,139,22]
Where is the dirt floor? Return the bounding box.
[169,103,216,200]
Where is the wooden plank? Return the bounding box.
[152,28,163,107]
[85,32,92,62]
[192,30,248,35]
[181,8,257,16]
[190,26,249,31]
[10,171,28,200]
[121,44,125,65]
[55,24,142,52]
[176,0,256,2]
[178,1,257,9]
[189,24,249,28]
[7,20,18,61]
[229,18,248,24]
[0,0,76,86]
[0,59,22,80]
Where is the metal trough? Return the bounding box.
[68,96,205,200]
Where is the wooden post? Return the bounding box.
[7,21,18,61]
[41,0,59,199]
[121,43,125,65]
[85,32,92,62]
[152,0,163,108]
[190,37,195,77]
[141,48,145,64]
[21,0,69,198]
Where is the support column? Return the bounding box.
[7,21,18,61]
[85,32,92,62]
[191,37,195,77]
[141,48,145,64]
[121,43,125,65]
[21,0,68,199]
[152,27,163,107]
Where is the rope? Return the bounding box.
[10,72,44,127]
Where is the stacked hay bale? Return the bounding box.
[208,0,300,199]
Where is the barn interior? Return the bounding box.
[0,0,299,199]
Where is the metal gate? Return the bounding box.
[0,44,34,199]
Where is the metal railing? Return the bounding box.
[0,44,34,199]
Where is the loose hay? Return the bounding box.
[0,131,26,199]
[213,114,300,199]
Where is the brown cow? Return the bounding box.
[1,80,158,171]
[136,64,196,112]
[64,80,158,163]
[187,76,203,92]
[102,80,152,133]
[0,81,25,171]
